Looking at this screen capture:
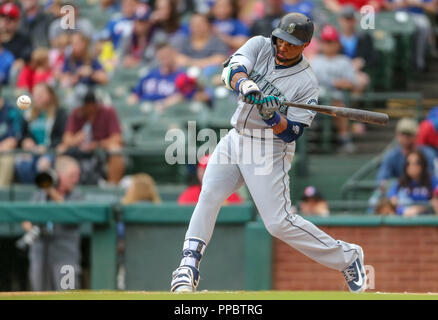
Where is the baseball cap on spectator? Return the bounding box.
[198,154,210,169]
[395,118,418,136]
[301,186,324,202]
[340,5,356,19]
[134,4,151,21]
[320,25,339,42]
[175,73,197,98]
[0,2,20,19]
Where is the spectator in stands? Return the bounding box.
[121,173,161,204]
[377,117,437,185]
[416,106,438,154]
[338,5,378,71]
[128,43,185,110]
[26,155,83,291]
[374,198,396,215]
[174,13,229,72]
[16,47,54,93]
[58,88,125,185]
[174,72,214,108]
[48,32,68,82]
[383,0,438,72]
[19,0,54,48]
[324,0,385,13]
[311,25,367,153]
[387,150,438,216]
[103,0,138,49]
[178,154,243,205]
[150,0,184,45]
[0,85,24,186]
[0,2,33,66]
[299,186,330,216]
[60,32,108,88]
[0,40,14,85]
[250,0,285,37]
[14,83,67,184]
[118,3,165,68]
[116,172,160,289]
[210,0,250,51]
[48,1,95,42]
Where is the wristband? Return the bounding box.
[262,111,281,127]
[235,77,248,93]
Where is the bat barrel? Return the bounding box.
[284,102,389,126]
[335,107,389,126]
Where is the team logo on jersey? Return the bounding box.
[287,23,296,34]
[292,124,300,135]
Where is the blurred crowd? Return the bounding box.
[373,115,438,216]
[0,0,437,204]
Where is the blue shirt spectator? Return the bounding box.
[0,47,15,85]
[386,150,438,216]
[284,0,315,18]
[62,57,104,86]
[102,0,138,48]
[377,145,437,182]
[132,68,183,101]
[104,16,134,49]
[213,19,250,37]
[377,118,437,183]
[387,177,438,215]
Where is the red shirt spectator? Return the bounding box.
[16,47,53,92]
[416,107,438,150]
[64,104,121,141]
[178,154,243,205]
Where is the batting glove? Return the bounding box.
[257,95,283,120]
[237,79,263,104]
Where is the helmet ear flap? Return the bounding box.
[271,35,278,45]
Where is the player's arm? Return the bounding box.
[221,36,266,102]
[260,108,304,143]
[221,63,262,103]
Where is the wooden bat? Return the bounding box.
[283,101,389,126]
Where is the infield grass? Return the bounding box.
[0,291,437,300]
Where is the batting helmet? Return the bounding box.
[271,13,314,46]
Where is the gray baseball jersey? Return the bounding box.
[177,36,362,284]
[229,36,319,130]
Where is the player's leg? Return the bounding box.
[171,131,244,292]
[239,138,366,292]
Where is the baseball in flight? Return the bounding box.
[16,95,32,110]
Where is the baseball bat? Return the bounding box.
[283,102,389,126]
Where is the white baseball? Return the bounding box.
[17,95,32,110]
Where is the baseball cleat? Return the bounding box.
[342,245,367,293]
[170,266,199,293]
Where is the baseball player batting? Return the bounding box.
[170,13,367,293]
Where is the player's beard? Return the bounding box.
[275,51,302,65]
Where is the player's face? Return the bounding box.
[275,38,308,66]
